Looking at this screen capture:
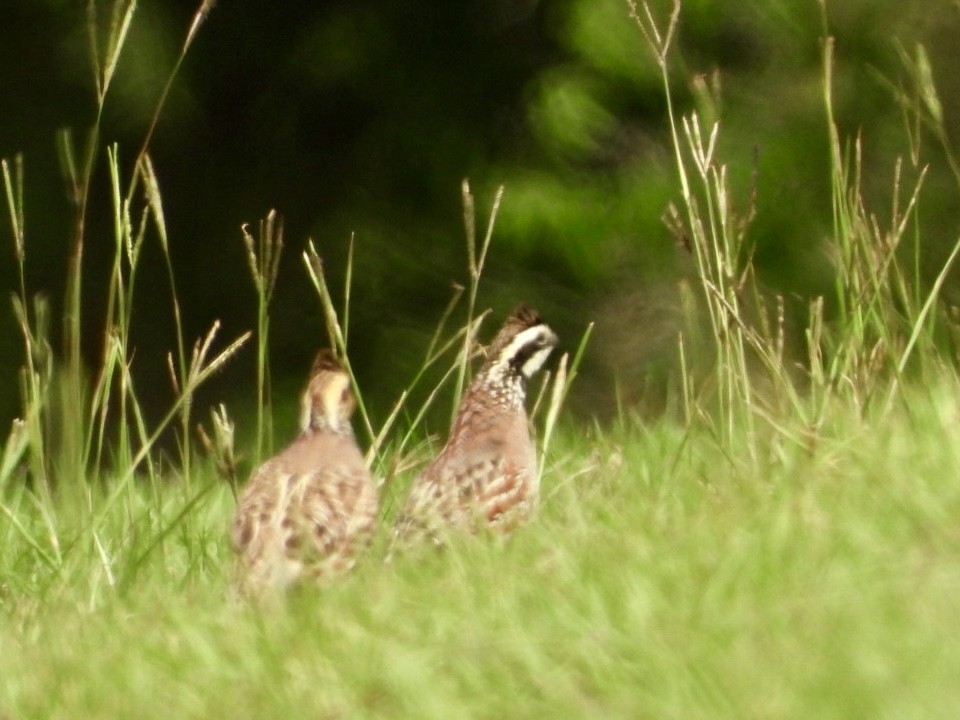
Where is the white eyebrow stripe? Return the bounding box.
[498,325,550,360]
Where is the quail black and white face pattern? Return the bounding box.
[477,306,560,406]
[391,305,559,551]
[231,350,378,594]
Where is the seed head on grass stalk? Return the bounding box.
[303,235,452,486]
[124,0,218,478]
[84,323,250,541]
[129,155,198,481]
[57,0,139,489]
[85,145,155,483]
[453,180,502,424]
[49,0,218,495]
[631,0,754,445]
[5,154,54,493]
[2,155,25,266]
[817,18,960,411]
[196,404,241,500]
[633,0,817,467]
[303,240,376,451]
[242,210,284,463]
[882,41,960,188]
[129,0,217,191]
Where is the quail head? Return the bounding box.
[231,350,378,594]
[392,304,558,550]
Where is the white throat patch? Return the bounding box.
[496,324,558,379]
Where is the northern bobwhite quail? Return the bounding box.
[231,350,378,594]
[392,305,558,550]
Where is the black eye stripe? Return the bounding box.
[484,322,555,380]
[509,338,548,369]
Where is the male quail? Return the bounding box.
[393,305,558,550]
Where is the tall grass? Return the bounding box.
[1,0,250,595]
[241,210,284,465]
[2,1,960,718]
[299,181,586,497]
[630,0,960,455]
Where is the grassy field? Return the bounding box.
[4,1,960,718]
[3,392,960,719]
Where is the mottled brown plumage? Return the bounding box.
[231,350,378,594]
[392,305,558,551]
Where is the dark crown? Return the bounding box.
[310,348,344,376]
[474,304,558,402]
[482,305,546,370]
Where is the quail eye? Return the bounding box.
[535,331,552,347]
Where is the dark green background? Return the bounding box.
[2,0,959,437]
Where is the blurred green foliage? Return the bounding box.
[2,0,959,429]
